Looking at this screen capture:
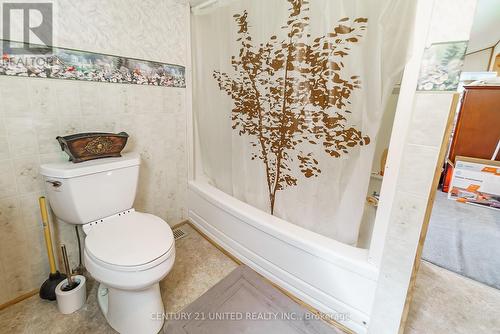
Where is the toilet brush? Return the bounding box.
[39,197,66,301]
[61,245,78,290]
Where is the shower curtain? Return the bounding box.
[192,0,416,245]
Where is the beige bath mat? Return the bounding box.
[165,265,344,334]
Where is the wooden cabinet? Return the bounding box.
[442,85,500,192]
[448,85,500,162]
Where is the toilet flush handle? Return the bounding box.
[46,180,62,188]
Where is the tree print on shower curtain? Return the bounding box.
[213,0,370,214]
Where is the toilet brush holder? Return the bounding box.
[55,275,86,314]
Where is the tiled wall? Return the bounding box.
[0,0,189,304]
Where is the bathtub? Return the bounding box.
[188,180,380,333]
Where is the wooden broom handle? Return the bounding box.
[39,197,57,274]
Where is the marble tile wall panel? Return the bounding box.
[369,94,462,333]
[368,0,476,331]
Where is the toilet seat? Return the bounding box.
[85,210,174,272]
[86,243,175,272]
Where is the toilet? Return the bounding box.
[40,152,175,334]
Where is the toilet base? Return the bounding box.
[97,283,165,334]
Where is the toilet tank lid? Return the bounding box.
[40,152,141,179]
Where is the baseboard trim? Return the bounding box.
[186,221,242,265]
[171,219,191,230]
[0,289,39,311]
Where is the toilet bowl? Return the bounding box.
[84,209,175,334]
[40,153,175,334]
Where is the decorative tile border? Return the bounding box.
[0,40,186,88]
[417,41,468,91]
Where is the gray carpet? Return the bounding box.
[165,265,342,334]
[422,192,500,289]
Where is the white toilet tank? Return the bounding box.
[40,153,141,224]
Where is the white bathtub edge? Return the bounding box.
[189,180,379,280]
